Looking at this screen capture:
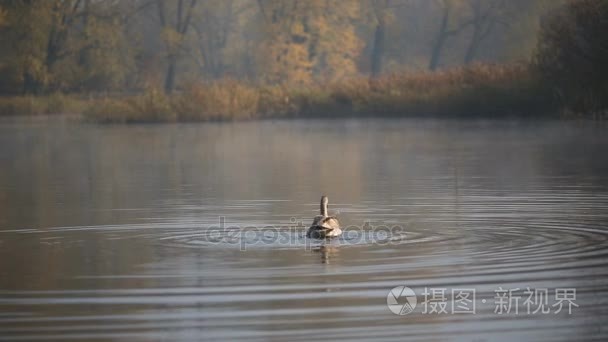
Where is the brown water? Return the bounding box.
[0,118,607,341]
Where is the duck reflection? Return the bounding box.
[314,245,340,264]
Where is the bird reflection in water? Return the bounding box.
[314,245,340,264]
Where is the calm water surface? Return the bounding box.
[0,118,607,341]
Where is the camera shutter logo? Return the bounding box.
[387,286,417,315]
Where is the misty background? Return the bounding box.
[0,0,562,94]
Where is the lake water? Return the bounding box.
[0,118,607,341]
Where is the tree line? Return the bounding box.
[0,0,558,95]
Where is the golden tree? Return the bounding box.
[256,0,363,85]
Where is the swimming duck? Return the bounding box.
[307,196,342,238]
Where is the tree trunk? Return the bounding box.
[159,0,197,93]
[165,55,177,93]
[464,1,482,65]
[78,0,91,67]
[429,7,450,71]
[464,24,481,64]
[371,20,385,77]
[464,0,500,65]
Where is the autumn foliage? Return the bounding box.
[0,0,604,120]
[80,63,553,122]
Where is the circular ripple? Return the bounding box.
[155,225,416,250]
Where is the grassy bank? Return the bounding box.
[0,93,88,117]
[1,64,558,122]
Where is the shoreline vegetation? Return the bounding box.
[0,0,606,122]
[0,64,567,122]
